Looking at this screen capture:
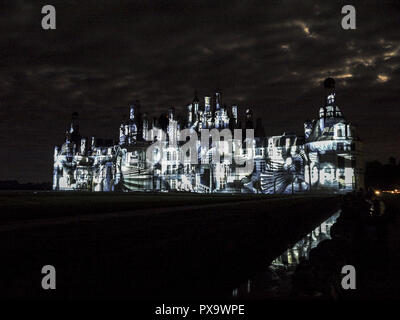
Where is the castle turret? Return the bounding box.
[255,118,265,138]
[213,91,223,128]
[245,108,253,129]
[71,112,79,133]
[319,78,343,132]
[304,119,313,140]
[69,112,81,146]
[80,138,87,155]
[231,106,238,125]
[204,96,212,127]
[119,124,126,145]
[193,91,199,114]
[142,113,149,141]
[127,102,140,144]
[168,107,175,120]
[91,136,96,150]
[215,91,221,110]
[324,77,336,106]
[187,104,193,127]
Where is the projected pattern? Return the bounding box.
[53,78,363,194]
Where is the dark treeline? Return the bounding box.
[0,180,51,191]
[365,157,400,190]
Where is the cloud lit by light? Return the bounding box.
[292,21,315,38]
[336,74,353,79]
[377,74,389,82]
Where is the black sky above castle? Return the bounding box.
[1,0,399,182]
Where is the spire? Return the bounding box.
[71,112,79,133]
[129,100,141,120]
[193,90,199,114]
[129,105,135,120]
[215,90,221,110]
[204,96,211,113]
[168,107,175,120]
[320,77,343,119]
[255,118,265,138]
[245,108,253,129]
[193,90,199,104]
[69,112,81,145]
[324,77,336,106]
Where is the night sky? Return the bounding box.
[1,0,399,182]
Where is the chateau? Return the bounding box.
[53,78,364,193]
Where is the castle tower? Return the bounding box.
[215,91,221,110]
[71,112,79,133]
[168,107,175,120]
[66,112,81,146]
[231,106,238,125]
[119,124,126,145]
[142,112,149,141]
[204,96,212,127]
[255,118,265,138]
[187,91,199,127]
[305,77,363,192]
[193,91,199,114]
[319,78,343,132]
[324,77,336,106]
[128,102,139,144]
[304,119,313,140]
[214,91,222,128]
[80,137,87,155]
[245,108,253,129]
[204,96,211,113]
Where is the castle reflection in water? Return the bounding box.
[232,210,341,298]
[271,210,341,267]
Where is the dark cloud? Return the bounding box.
[0,0,399,182]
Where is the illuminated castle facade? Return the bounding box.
[53,78,364,193]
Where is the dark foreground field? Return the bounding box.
[0,192,340,299]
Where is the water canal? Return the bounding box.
[232,209,342,299]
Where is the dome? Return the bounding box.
[323,77,335,89]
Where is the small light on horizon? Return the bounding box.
[377,74,389,83]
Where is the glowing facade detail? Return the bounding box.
[53,79,364,193]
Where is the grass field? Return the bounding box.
[0,191,336,222]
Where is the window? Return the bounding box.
[339,175,345,189]
[337,143,344,151]
[338,157,345,169]
[337,129,343,137]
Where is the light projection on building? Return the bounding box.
[53,78,364,193]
